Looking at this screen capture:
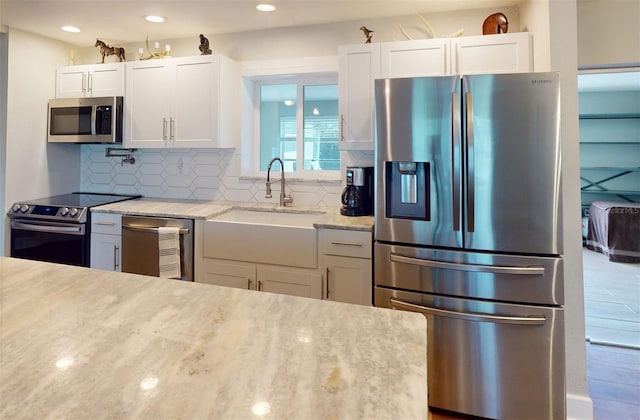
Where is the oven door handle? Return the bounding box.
[122,224,190,235]
[389,253,545,276]
[389,298,546,325]
[11,220,84,235]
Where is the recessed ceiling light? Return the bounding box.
[256,4,276,12]
[145,15,165,23]
[61,25,80,33]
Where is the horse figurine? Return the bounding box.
[95,39,126,63]
[482,12,509,35]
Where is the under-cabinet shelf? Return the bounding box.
[580,166,640,171]
[579,113,640,119]
[580,142,640,145]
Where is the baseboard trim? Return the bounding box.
[586,336,640,350]
[567,393,594,420]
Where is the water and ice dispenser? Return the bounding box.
[385,161,430,220]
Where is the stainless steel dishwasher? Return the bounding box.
[121,215,194,281]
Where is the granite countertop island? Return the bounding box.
[0,257,426,419]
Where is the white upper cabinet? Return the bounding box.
[338,44,381,151]
[125,55,240,149]
[451,32,533,75]
[380,38,450,78]
[56,63,125,98]
[338,33,533,151]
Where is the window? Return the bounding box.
[256,76,339,177]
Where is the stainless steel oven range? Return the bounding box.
[8,192,140,267]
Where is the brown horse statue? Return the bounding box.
[482,13,509,35]
[95,39,126,63]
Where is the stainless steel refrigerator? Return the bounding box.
[373,73,565,419]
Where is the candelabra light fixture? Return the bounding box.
[139,36,171,60]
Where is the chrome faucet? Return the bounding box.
[265,157,293,207]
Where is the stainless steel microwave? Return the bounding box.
[47,96,123,143]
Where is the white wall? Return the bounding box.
[549,0,593,418]
[578,0,640,67]
[0,31,7,256]
[71,7,522,65]
[3,28,80,252]
[520,0,551,71]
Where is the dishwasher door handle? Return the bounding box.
[122,224,190,235]
[389,253,545,276]
[389,298,546,325]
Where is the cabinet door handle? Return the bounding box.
[163,118,168,140]
[113,245,120,270]
[88,73,93,94]
[325,268,330,299]
[257,280,262,291]
[95,221,116,226]
[247,278,251,290]
[340,114,344,141]
[331,240,363,247]
[170,117,175,140]
[82,73,87,94]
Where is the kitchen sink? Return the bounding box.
[212,208,324,227]
[202,208,324,268]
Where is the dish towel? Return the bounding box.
[158,227,182,279]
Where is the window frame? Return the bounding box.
[252,73,340,181]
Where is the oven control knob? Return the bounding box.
[69,208,79,217]
[19,204,29,213]
[60,207,69,216]
[12,204,21,212]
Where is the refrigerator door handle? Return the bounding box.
[389,253,545,276]
[465,91,475,232]
[452,92,461,231]
[389,298,546,325]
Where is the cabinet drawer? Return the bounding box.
[91,212,122,234]
[319,229,372,259]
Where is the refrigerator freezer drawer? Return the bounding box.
[375,286,566,420]
[375,242,563,305]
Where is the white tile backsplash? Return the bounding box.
[80,145,371,206]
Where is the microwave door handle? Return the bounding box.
[91,105,97,135]
[389,253,545,276]
[389,298,546,325]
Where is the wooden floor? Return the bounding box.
[583,248,640,419]
[587,343,640,419]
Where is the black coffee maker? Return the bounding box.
[340,166,374,216]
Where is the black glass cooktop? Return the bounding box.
[22,192,141,208]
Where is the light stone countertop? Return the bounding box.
[0,257,427,419]
[93,198,374,231]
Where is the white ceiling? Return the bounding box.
[0,0,518,47]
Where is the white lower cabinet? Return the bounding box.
[197,259,322,299]
[257,266,322,298]
[319,229,373,306]
[323,255,372,305]
[198,259,256,290]
[90,213,122,271]
[195,221,370,303]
